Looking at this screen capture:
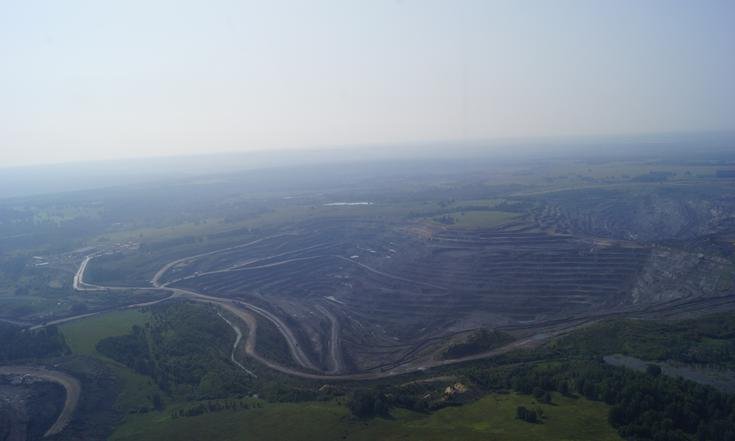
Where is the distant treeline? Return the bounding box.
[406,201,530,220]
[631,171,675,182]
[171,398,263,418]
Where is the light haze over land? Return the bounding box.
[4,3,735,439]
[1,0,734,167]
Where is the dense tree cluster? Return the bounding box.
[96,325,153,375]
[96,302,253,401]
[466,360,735,441]
[347,390,390,418]
[0,323,68,362]
[516,405,539,423]
[551,315,735,368]
[171,398,262,418]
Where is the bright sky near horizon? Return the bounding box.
[1,0,734,166]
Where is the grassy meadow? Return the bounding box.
[110,392,620,441]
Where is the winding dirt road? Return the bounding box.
[68,236,694,381]
[334,255,448,291]
[151,234,292,287]
[73,255,99,291]
[215,311,257,378]
[66,248,569,381]
[315,304,344,374]
[0,366,81,437]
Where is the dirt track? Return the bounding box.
[215,311,257,378]
[315,304,345,374]
[0,366,81,437]
[63,251,568,380]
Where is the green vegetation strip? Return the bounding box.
[109,392,620,441]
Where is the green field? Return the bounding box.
[440,210,519,228]
[61,309,149,355]
[110,392,621,441]
[431,210,519,228]
[61,309,162,412]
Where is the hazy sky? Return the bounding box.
[2,0,734,166]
